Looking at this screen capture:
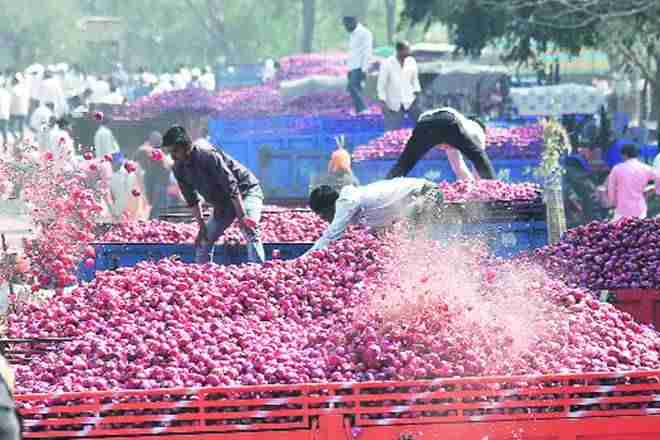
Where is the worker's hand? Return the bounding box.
[240,217,258,232]
[195,223,208,246]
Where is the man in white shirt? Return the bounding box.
[151,75,174,96]
[39,69,68,118]
[30,102,54,137]
[94,122,119,159]
[88,75,111,104]
[0,79,11,148]
[344,16,373,114]
[306,178,445,253]
[378,40,422,131]
[98,85,125,105]
[46,117,75,163]
[10,75,30,142]
[386,107,497,181]
[200,66,216,92]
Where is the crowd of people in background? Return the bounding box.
[0,62,220,149]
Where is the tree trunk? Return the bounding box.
[301,0,316,53]
[653,55,660,126]
[641,79,649,122]
[385,0,396,45]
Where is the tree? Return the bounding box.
[385,0,397,44]
[0,0,82,67]
[401,0,598,61]
[302,0,316,53]
[401,0,660,124]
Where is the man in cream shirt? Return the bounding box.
[344,16,373,114]
[377,40,422,131]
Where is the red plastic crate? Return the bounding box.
[16,370,660,440]
[611,289,660,329]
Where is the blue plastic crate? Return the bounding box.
[209,116,324,139]
[209,114,386,140]
[320,114,384,134]
[210,131,381,200]
[231,243,313,265]
[77,242,314,282]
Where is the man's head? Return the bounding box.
[45,102,55,111]
[310,185,340,223]
[56,117,72,132]
[343,16,358,32]
[162,125,193,161]
[395,40,411,61]
[621,144,640,160]
[148,131,163,148]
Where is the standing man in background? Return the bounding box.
[200,66,216,92]
[10,74,30,143]
[607,144,660,220]
[40,67,68,118]
[378,40,422,131]
[0,78,11,149]
[344,15,373,115]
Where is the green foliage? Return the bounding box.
[0,0,401,71]
[536,118,572,181]
[401,0,599,63]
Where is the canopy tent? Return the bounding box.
[509,83,609,116]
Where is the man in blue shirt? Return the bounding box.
[163,126,265,264]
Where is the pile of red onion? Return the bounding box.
[120,84,380,122]
[100,210,326,244]
[530,217,660,291]
[439,180,541,203]
[276,52,349,82]
[10,230,659,394]
[352,125,544,161]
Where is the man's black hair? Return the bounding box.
[162,125,192,148]
[395,40,411,52]
[45,102,55,110]
[56,117,71,129]
[309,185,339,215]
[621,143,640,159]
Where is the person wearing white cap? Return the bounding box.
[262,59,278,83]
[151,75,174,96]
[39,69,68,118]
[188,68,202,89]
[87,75,111,104]
[63,64,85,103]
[200,66,215,92]
[46,117,75,161]
[30,102,54,140]
[0,78,12,149]
[343,15,373,114]
[10,74,29,142]
[172,65,188,90]
[98,84,125,105]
